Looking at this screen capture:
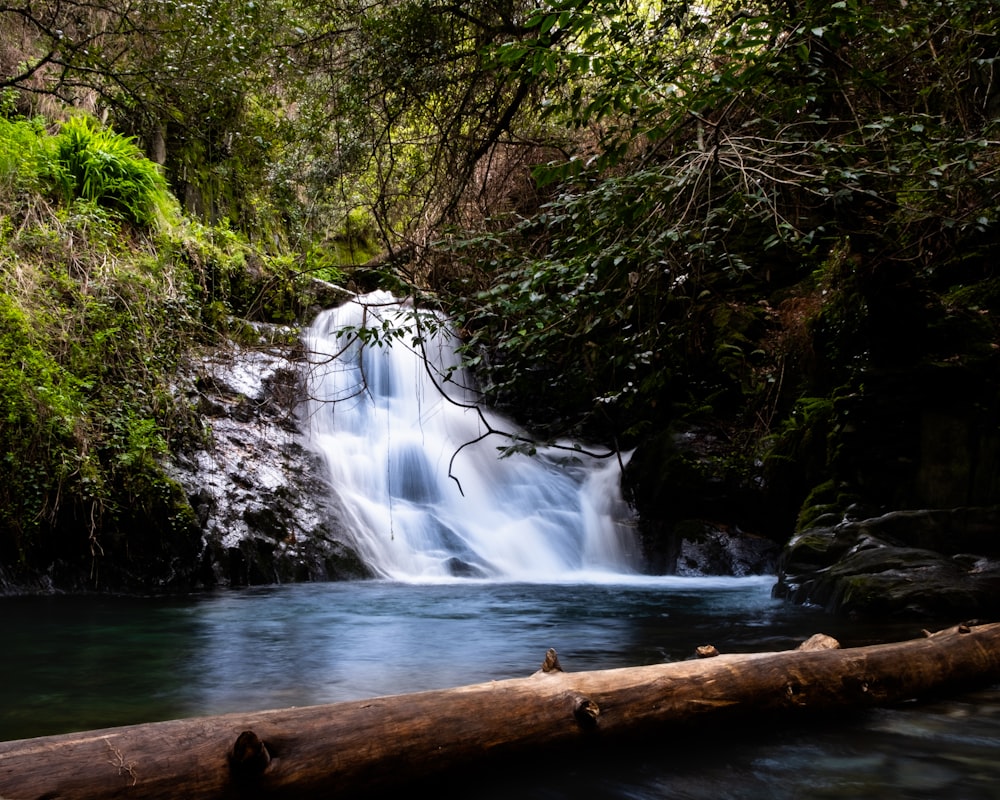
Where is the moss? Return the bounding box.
[796,480,852,531]
[945,277,1000,313]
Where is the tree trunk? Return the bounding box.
[1,623,999,799]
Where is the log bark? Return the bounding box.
[2,623,999,799]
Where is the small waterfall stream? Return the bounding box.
[303,291,640,581]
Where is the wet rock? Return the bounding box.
[673,521,781,577]
[168,329,371,587]
[775,507,1000,619]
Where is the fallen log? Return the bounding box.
[2,623,999,799]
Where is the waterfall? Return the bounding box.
[303,291,641,581]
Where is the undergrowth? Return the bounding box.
[0,112,310,587]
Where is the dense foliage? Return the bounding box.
[0,114,188,580]
[432,0,1000,443]
[1,0,999,585]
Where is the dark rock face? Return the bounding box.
[767,362,1000,534]
[764,362,1000,620]
[672,522,781,577]
[168,329,372,587]
[774,507,1000,620]
[622,412,1000,618]
[622,425,781,577]
[622,351,1000,610]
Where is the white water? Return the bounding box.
[303,291,641,581]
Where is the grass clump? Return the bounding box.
[51,115,175,228]
[0,114,175,230]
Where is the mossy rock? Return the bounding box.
[775,507,1000,619]
[829,559,1000,620]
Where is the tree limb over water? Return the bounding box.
[306,292,622,497]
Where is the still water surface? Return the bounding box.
[3,577,999,798]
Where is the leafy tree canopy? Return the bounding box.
[422,0,1000,448]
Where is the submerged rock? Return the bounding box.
[168,328,371,587]
[774,507,1000,619]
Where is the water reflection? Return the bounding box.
[0,595,199,737]
[179,577,813,714]
[1,577,808,738]
[2,579,998,799]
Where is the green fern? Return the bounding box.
[52,116,172,227]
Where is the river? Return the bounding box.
[3,577,999,798]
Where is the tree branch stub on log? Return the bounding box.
[1,624,999,799]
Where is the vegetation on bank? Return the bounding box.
[1,0,999,587]
[0,112,338,587]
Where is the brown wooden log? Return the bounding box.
[1,623,999,799]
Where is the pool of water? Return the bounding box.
[2,577,998,798]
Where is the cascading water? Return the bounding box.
[303,291,641,581]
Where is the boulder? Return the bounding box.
[671,521,780,577]
[774,507,1000,619]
